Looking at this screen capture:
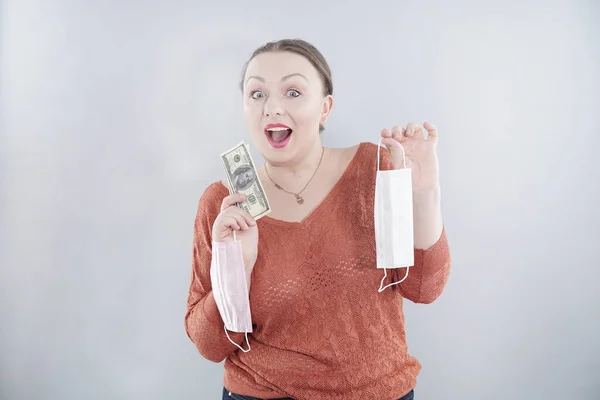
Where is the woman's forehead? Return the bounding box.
[245,52,318,82]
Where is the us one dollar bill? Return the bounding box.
[220,141,271,220]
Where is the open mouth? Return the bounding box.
[265,125,293,148]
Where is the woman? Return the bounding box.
[184,39,451,400]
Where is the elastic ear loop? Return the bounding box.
[222,229,252,353]
[224,327,251,353]
[377,138,410,293]
[377,137,407,170]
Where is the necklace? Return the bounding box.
[264,147,325,205]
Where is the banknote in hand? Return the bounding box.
[220,141,271,220]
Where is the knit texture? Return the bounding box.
[185,142,451,400]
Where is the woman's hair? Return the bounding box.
[239,39,333,132]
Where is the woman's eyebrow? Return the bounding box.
[245,73,308,86]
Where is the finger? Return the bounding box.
[238,209,257,227]
[423,121,438,141]
[406,122,424,140]
[380,128,392,138]
[229,207,255,229]
[223,216,241,231]
[236,216,250,231]
[381,138,406,168]
[381,137,403,150]
[391,125,407,142]
[221,193,247,211]
[223,208,250,230]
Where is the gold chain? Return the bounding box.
[264,147,325,205]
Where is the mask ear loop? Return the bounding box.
[377,137,407,170]
[224,327,251,353]
[376,137,410,293]
[378,267,410,292]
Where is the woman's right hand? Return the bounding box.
[212,193,259,278]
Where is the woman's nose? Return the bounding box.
[263,97,284,117]
[264,109,283,117]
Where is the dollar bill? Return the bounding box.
[220,141,272,220]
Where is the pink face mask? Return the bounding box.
[210,231,253,352]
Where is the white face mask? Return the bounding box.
[210,231,253,352]
[374,138,414,292]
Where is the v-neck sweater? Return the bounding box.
[185,141,452,400]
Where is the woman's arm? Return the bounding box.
[184,184,247,362]
[413,187,444,250]
[396,191,451,304]
[377,138,451,304]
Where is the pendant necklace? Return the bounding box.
[264,147,325,205]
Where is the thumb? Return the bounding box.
[423,121,438,142]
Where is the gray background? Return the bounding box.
[2,0,599,399]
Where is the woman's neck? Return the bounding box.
[263,143,326,191]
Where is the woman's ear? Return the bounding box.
[320,95,334,126]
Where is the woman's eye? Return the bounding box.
[251,91,265,99]
[287,89,300,97]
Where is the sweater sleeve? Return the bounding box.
[394,227,451,304]
[184,183,247,363]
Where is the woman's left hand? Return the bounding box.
[380,121,440,192]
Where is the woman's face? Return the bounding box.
[242,51,333,166]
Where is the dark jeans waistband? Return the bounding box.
[222,387,292,400]
[222,387,414,400]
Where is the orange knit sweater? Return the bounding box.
[185,142,451,400]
